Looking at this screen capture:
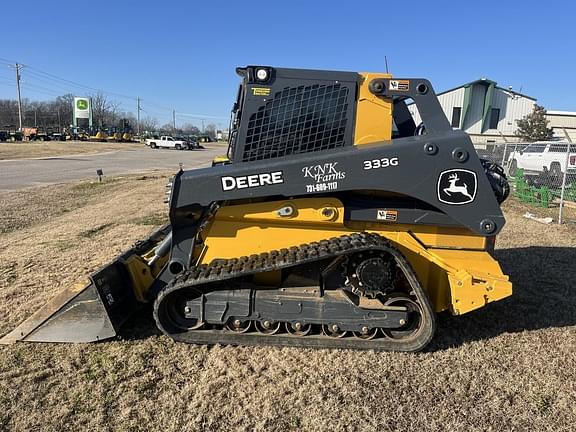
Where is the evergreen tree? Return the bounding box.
[515,104,554,142]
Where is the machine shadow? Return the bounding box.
[430,246,576,351]
[119,246,576,350]
[119,305,163,341]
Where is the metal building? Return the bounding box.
[409,78,536,143]
[546,111,576,142]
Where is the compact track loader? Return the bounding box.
[1,66,512,351]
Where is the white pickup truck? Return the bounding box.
[145,136,189,150]
[508,141,576,179]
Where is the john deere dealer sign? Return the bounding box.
[74,97,91,119]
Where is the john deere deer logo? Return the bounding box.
[444,173,473,199]
[437,169,477,205]
[76,99,88,110]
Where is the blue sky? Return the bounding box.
[1,0,574,128]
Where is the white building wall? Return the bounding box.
[437,88,465,124]
[505,93,535,132]
[409,88,466,126]
[547,112,576,129]
[488,89,535,135]
[490,90,511,134]
[548,112,576,141]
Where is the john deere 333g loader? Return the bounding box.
[1,66,512,352]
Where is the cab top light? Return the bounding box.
[256,68,268,81]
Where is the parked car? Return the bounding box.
[508,141,576,181]
[173,135,200,149]
[197,135,213,143]
[182,135,204,149]
[145,136,190,150]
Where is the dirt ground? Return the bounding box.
[0,175,575,432]
[0,141,143,160]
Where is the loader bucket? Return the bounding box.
[0,225,171,344]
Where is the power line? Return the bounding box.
[2,58,137,101]
[21,84,72,98]
[25,66,138,101]
[0,57,16,66]
[0,57,230,122]
[21,72,88,95]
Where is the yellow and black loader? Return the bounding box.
[1,66,512,351]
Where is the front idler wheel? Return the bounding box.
[381,293,423,340]
[163,291,204,331]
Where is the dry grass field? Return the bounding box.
[0,175,575,431]
[0,141,142,161]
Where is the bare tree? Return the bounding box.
[90,92,120,128]
[138,116,159,133]
[204,123,217,139]
[54,94,75,129]
[0,99,22,128]
[0,92,154,134]
[160,123,174,133]
[181,122,201,135]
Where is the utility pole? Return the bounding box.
[136,97,141,135]
[172,109,176,131]
[201,118,205,133]
[14,63,24,131]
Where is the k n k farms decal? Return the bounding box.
[302,162,346,193]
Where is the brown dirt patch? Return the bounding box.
[0,141,143,161]
[0,177,574,431]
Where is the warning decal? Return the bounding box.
[376,210,398,222]
[388,80,410,91]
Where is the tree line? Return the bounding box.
[0,93,218,138]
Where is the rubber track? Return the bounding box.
[153,233,436,352]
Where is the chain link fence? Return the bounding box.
[474,141,576,225]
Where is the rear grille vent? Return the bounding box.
[242,83,349,162]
